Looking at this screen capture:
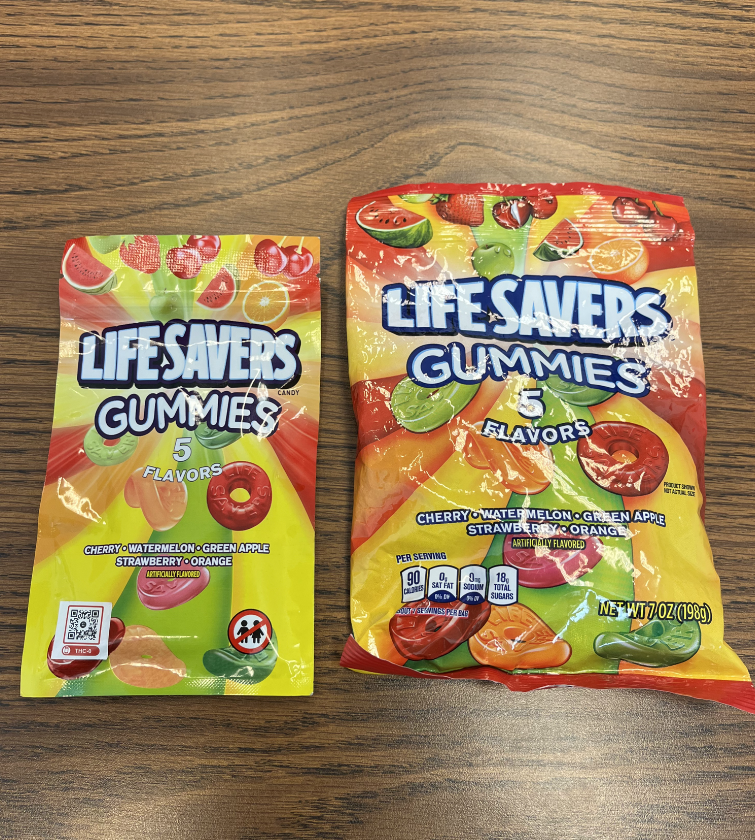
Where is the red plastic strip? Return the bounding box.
[267,411,319,526]
[43,424,90,485]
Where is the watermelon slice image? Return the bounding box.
[197,265,238,310]
[62,240,117,294]
[355,199,433,248]
[534,218,584,261]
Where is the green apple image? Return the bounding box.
[399,194,434,203]
[149,291,186,323]
[87,235,125,254]
[471,243,515,280]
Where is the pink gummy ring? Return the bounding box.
[137,566,210,610]
[503,534,603,588]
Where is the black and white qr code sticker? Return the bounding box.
[51,601,112,660]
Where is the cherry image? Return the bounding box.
[612,197,653,225]
[254,239,288,276]
[186,235,221,263]
[166,246,203,279]
[492,198,532,230]
[282,245,314,279]
[646,203,681,241]
[524,190,558,220]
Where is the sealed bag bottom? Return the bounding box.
[341,639,755,713]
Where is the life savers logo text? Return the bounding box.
[382,276,672,396]
[77,319,302,439]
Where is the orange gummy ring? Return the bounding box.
[469,603,571,670]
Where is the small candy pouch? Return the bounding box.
[21,234,320,697]
[340,182,755,713]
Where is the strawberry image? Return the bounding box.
[119,235,161,274]
[431,194,484,227]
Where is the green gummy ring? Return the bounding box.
[593,619,701,668]
[83,426,138,466]
[541,375,613,407]
[195,423,242,450]
[202,633,278,684]
[390,378,480,433]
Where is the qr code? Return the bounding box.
[64,607,103,643]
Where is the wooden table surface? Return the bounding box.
[2,2,755,837]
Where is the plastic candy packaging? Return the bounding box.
[22,234,320,697]
[341,182,755,713]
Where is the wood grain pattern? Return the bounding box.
[1,1,755,837]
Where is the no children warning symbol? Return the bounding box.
[228,609,272,655]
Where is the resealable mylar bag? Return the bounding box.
[22,234,320,696]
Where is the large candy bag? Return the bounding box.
[341,183,755,713]
[22,234,320,697]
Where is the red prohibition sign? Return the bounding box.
[228,609,272,655]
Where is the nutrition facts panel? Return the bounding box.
[400,565,518,605]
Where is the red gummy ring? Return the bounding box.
[577,421,669,497]
[47,617,126,680]
[389,598,491,661]
[207,461,272,530]
[503,534,604,588]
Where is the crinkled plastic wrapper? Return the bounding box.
[22,234,320,697]
[341,183,755,713]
